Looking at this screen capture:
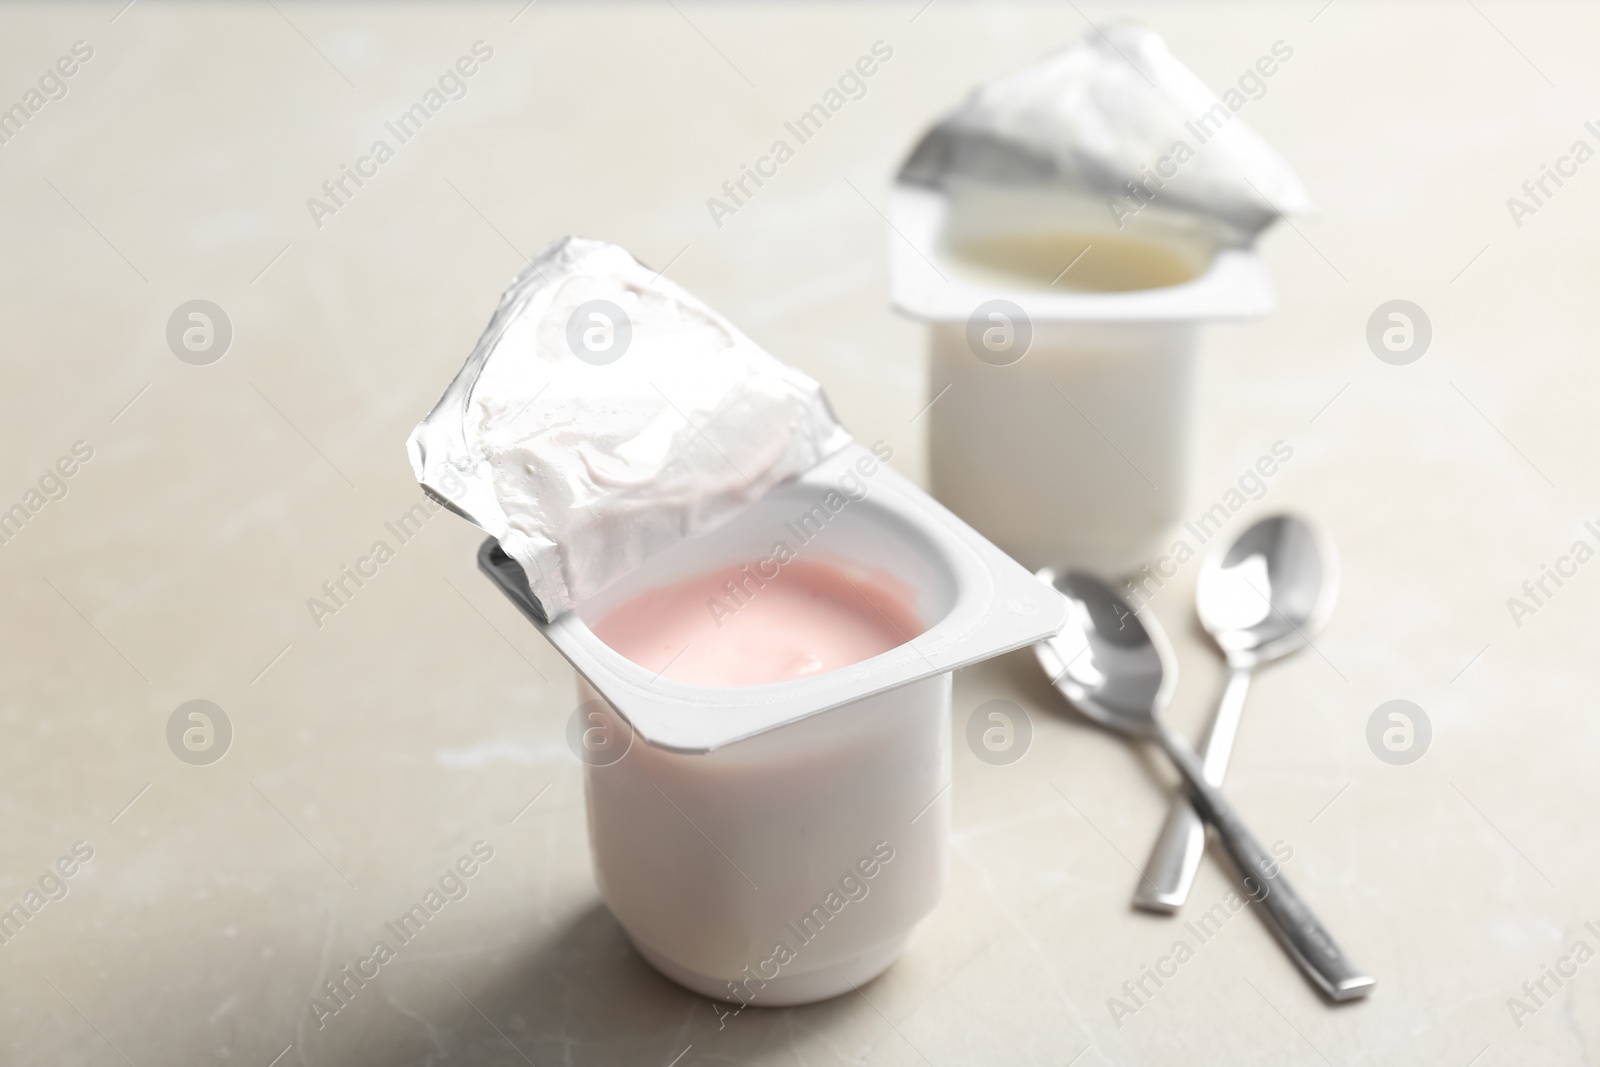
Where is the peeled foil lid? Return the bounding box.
[898,22,1312,239]
[407,237,853,621]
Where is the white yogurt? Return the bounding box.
[890,25,1305,574]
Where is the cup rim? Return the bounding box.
[479,442,1067,753]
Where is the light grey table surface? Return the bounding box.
[2,2,1596,1064]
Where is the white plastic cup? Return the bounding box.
[928,319,1200,573]
[480,443,1064,1005]
[890,182,1275,574]
[578,673,948,1006]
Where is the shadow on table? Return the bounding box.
[363,901,870,1067]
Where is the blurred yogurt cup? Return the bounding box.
[411,237,1065,1005]
[889,23,1309,573]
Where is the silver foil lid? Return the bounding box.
[407,237,852,621]
[897,22,1311,239]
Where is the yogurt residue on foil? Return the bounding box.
[407,237,852,621]
[898,22,1311,239]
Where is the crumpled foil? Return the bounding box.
[898,22,1311,239]
[408,237,852,621]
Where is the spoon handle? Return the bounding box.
[1134,663,1254,912]
[1154,723,1376,1002]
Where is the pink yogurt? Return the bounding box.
[592,559,925,688]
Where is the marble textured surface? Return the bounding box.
[2,2,1598,1064]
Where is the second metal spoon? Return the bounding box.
[1134,514,1338,913]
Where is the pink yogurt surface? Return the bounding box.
[591,559,925,687]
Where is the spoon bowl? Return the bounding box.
[1034,568,1174,738]
[1198,515,1336,666]
[1135,513,1337,913]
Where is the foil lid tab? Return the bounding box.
[898,22,1311,239]
[408,237,852,621]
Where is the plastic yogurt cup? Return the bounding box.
[889,180,1275,574]
[885,23,1309,575]
[411,236,1067,1006]
[480,441,1066,1005]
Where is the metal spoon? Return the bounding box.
[1034,569,1374,1002]
[1134,514,1337,913]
